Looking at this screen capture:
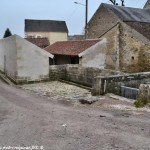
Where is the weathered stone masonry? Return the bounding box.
[49,65,122,87]
[50,65,150,100]
[86,5,119,38]
[92,72,150,96]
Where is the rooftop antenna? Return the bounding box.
[109,0,125,6]
[109,0,116,5]
[121,0,125,6]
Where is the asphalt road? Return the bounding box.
[0,82,150,150]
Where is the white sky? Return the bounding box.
[0,0,147,38]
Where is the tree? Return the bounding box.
[3,28,12,38]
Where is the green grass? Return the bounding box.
[134,97,148,108]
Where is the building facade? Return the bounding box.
[25,19,68,45]
[0,35,53,83]
[45,39,108,68]
[86,3,150,73]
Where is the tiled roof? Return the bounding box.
[25,19,68,33]
[102,3,150,23]
[45,40,100,56]
[126,22,150,40]
[25,38,50,48]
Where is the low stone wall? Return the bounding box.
[133,84,150,107]
[138,84,150,102]
[49,65,123,87]
[92,72,150,96]
[49,65,66,80]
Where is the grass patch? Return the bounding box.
[134,97,148,108]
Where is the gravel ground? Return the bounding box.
[19,81,150,112]
[19,81,92,103]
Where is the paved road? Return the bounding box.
[0,82,150,150]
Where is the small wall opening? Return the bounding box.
[132,56,134,60]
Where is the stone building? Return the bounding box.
[25,19,68,45]
[0,35,53,84]
[86,2,150,73]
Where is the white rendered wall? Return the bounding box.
[0,36,17,78]
[15,35,53,81]
[79,39,107,69]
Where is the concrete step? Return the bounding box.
[0,72,15,86]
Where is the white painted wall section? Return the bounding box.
[0,34,54,82]
[79,38,107,69]
[0,36,17,78]
[15,35,53,80]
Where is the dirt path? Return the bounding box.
[0,82,150,150]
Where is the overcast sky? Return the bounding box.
[0,0,147,38]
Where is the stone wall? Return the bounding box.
[92,72,150,96]
[86,5,119,38]
[98,22,150,73]
[119,23,150,73]
[138,84,150,102]
[100,24,120,70]
[49,65,122,87]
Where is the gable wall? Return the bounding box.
[79,39,107,69]
[86,6,119,38]
[15,36,50,83]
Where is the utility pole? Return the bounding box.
[85,0,88,38]
[74,0,88,38]
[85,0,88,27]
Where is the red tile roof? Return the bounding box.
[45,40,100,56]
[25,38,50,48]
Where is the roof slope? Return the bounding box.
[102,3,150,23]
[126,22,150,40]
[25,38,50,48]
[45,40,100,56]
[25,19,68,33]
